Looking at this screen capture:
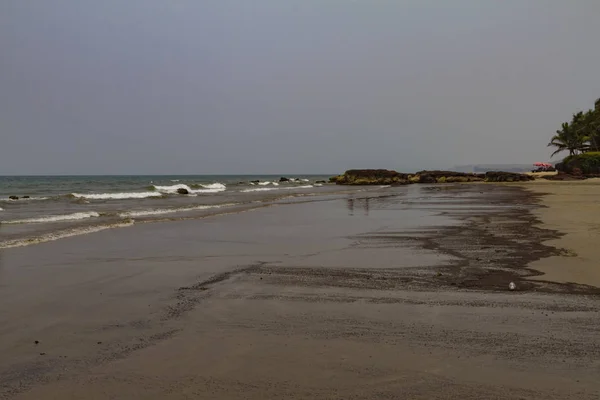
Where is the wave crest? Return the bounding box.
[1,211,100,225]
[241,185,314,193]
[119,203,234,218]
[71,192,163,200]
[152,183,226,194]
[0,221,134,249]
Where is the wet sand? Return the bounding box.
[0,184,599,399]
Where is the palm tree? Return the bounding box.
[583,109,600,151]
[548,122,587,157]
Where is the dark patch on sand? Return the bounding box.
[201,185,599,296]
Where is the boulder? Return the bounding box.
[22,196,30,199]
[315,180,326,184]
[250,180,260,184]
[8,196,18,200]
[331,169,410,185]
[176,188,189,195]
[279,177,290,182]
[485,171,534,182]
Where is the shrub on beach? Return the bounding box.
[560,152,600,175]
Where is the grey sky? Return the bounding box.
[1,1,599,175]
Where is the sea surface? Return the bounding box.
[0,175,380,248]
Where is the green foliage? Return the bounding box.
[549,100,600,157]
[563,151,600,164]
[562,152,600,174]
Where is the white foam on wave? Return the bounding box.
[119,203,235,218]
[258,181,271,186]
[152,183,226,194]
[241,187,274,192]
[153,184,191,193]
[201,183,226,190]
[2,211,100,224]
[0,220,135,249]
[72,192,162,200]
[241,185,314,193]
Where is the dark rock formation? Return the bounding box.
[8,196,18,200]
[331,169,537,185]
[331,169,410,185]
[485,171,534,182]
[250,180,260,184]
[315,180,326,184]
[279,177,290,182]
[412,171,484,184]
[176,188,189,195]
[542,172,586,181]
[22,196,30,199]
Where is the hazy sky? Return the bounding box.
[1,1,599,175]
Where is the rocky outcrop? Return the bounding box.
[413,171,484,184]
[8,196,19,200]
[331,169,536,185]
[542,172,586,181]
[176,188,189,195]
[331,169,410,185]
[315,180,326,184]
[279,177,290,182]
[485,171,534,182]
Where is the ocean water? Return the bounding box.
[0,175,367,248]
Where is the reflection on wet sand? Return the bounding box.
[346,196,370,216]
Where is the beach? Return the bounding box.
[527,179,600,288]
[0,182,599,399]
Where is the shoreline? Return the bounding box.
[1,183,599,399]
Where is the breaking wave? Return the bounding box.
[241,185,314,193]
[119,203,235,218]
[71,192,163,200]
[199,183,227,190]
[0,220,135,249]
[1,211,100,224]
[152,183,226,194]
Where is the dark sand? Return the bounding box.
[0,184,599,399]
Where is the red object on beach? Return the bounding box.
[534,162,553,168]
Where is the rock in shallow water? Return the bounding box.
[176,188,189,195]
